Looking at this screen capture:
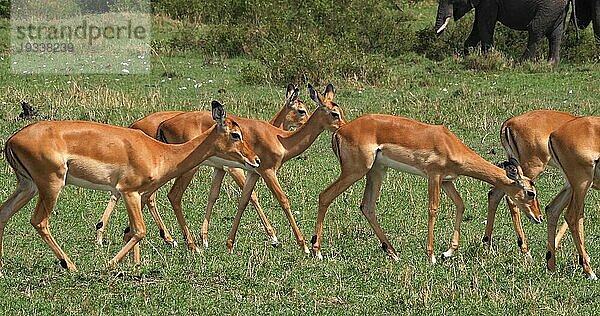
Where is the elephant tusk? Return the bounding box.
[436,17,451,34]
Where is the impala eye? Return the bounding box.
[298,109,307,116]
[331,111,340,119]
[231,132,242,141]
[526,190,536,198]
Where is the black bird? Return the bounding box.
[18,100,38,120]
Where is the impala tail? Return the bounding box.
[501,125,519,161]
[331,132,342,164]
[4,139,34,183]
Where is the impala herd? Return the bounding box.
[0,84,598,279]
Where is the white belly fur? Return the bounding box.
[202,156,250,171]
[375,151,427,177]
[374,150,455,181]
[65,174,116,192]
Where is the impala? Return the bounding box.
[96,110,185,247]
[95,84,310,249]
[310,114,541,263]
[484,110,577,258]
[159,83,346,254]
[546,116,600,279]
[0,102,259,271]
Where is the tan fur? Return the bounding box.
[484,110,577,257]
[95,87,311,250]
[311,114,540,263]
[0,106,259,271]
[545,116,600,279]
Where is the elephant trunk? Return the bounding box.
[435,0,453,35]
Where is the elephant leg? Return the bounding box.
[523,25,544,61]
[475,9,497,53]
[546,20,563,64]
[593,1,600,44]
[464,17,482,55]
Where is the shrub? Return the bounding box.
[462,49,511,71]
[0,0,9,18]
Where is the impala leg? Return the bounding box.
[123,225,141,264]
[360,167,399,260]
[31,180,77,271]
[96,192,119,245]
[200,168,226,248]
[228,167,278,247]
[227,172,260,253]
[167,167,200,253]
[0,179,37,267]
[546,183,572,249]
[312,167,367,260]
[145,191,175,247]
[261,169,308,254]
[555,221,569,248]
[564,180,596,279]
[483,187,504,246]
[426,175,442,264]
[108,192,146,267]
[545,184,571,271]
[441,181,465,260]
[505,196,530,259]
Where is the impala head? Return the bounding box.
[501,158,542,224]
[434,0,474,35]
[307,83,347,131]
[283,83,310,130]
[211,101,260,169]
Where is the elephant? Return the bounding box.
[434,0,568,64]
[570,0,600,44]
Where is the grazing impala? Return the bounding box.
[0,102,259,271]
[545,116,600,279]
[484,110,577,258]
[311,114,541,263]
[95,84,310,249]
[159,83,346,254]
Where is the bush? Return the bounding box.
[462,49,511,71]
[0,0,9,18]
[150,0,599,85]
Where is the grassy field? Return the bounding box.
[1,5,600,316]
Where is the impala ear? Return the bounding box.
[286,83,295,99]
[308,83,324,108]
[211,100,226,127]
[502,158,524,186]
[324,83,335,101]
[285,87,300,108]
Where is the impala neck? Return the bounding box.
[280,110,325,161]
[269,105,289,129]
[458,149,514,188]
[160,126,218,180]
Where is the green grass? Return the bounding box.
[1,8,600,316]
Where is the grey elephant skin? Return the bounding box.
[571,0,600,44]
[435,0,567,64]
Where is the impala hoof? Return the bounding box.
[107,259,118,269]
[270,236,279,248]
[441,250,453,260]
[430,256,437,265]
[302,244,310,255]
[202,239,209,248]
[589,272,598,281]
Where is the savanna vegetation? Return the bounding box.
[0,0,599,315]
